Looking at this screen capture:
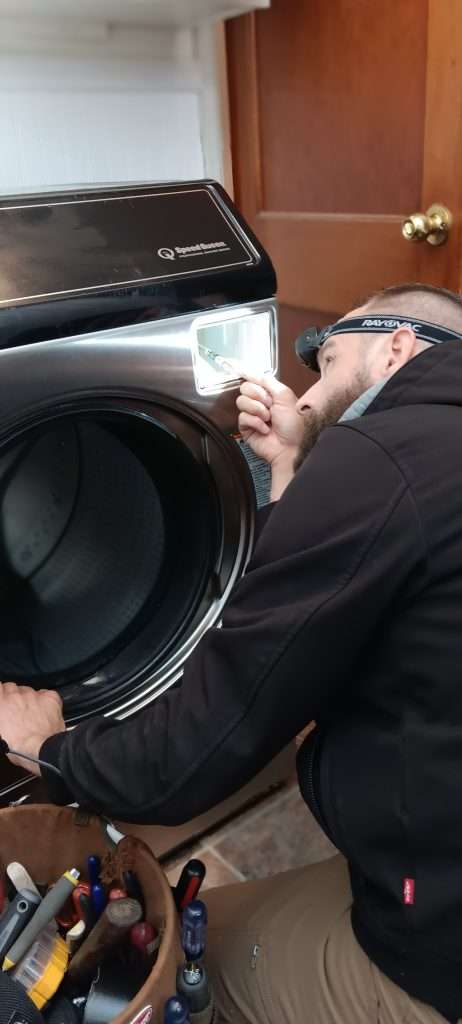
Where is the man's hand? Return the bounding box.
[0,682,65,775]
[237,374,304,499]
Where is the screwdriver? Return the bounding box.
[87,855,101,889]
[177,900,214,1021]
[174,860,206,912]
[88,855,106,920]
[181,899,207,962]
[164,995,190,1023]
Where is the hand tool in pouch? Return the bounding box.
[87,856,101,890]
[72,884,94,931]
[129,921,160,971]
[177,901,214,1024]
[108,887,127,901]
[6,863,41,900]
[174,860,206,912]
[122,870,145,915]
[0,890,41,963]
[66,897,142,986]
[3,869,79,971]
[90,885,106,922]
[87,857,106,921]
[164,996,191,1024]
[82,961,146,1024]
[65,920,86,957]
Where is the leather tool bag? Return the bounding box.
[0,804,182,1024]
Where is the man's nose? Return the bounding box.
[296,381,318,415]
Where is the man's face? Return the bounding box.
[294,308,374,470]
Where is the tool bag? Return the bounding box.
[0,804,182,1024]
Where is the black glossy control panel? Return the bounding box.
[0,180,276,350]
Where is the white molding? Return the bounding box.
[215,21,234,197]
[0,19,180,59]
[0,1,271,44]
[196,22,234,193]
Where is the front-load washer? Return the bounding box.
[0,180,292,836]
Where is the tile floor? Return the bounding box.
[162,780,336,892]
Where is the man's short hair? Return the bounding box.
[361,283,462,336]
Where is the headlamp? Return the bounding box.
[295,314,462,372]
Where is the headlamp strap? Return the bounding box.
[321,315,462,347]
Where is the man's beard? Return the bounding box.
[293,372,371,472]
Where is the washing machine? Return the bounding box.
[0,180,292,851]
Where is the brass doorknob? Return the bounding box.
[402,204,453,246]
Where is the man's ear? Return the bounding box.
[384,327,417,376]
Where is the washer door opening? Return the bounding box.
[0,409,220,716]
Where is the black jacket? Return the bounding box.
[43,340,462,1021]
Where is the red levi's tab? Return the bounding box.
[403,878,415,905]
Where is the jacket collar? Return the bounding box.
[342,339,462,422]
[339,379,388,423]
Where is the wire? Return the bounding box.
[0,737,63,778]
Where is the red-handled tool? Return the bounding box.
[72,882,93,927]
[173,860,206,912]
[56,897,79,931]
[51,879,79,930]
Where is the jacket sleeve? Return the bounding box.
[40,425,427,823]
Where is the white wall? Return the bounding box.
[0,20,232,194]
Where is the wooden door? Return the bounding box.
[226,0,462,391]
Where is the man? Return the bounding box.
[1,281,462,1023]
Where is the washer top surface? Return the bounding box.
[0,180,276,352]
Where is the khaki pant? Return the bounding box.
[204,855,449,1024]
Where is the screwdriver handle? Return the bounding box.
[87,855,101,888]
[0,889,41,961]
[67,897,142,985]
[181,900,208,962]
[174,860,206,912]
[164,995,190,1023]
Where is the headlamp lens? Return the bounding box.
[295,325,331,371]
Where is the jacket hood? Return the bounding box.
[365,339,462,417]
